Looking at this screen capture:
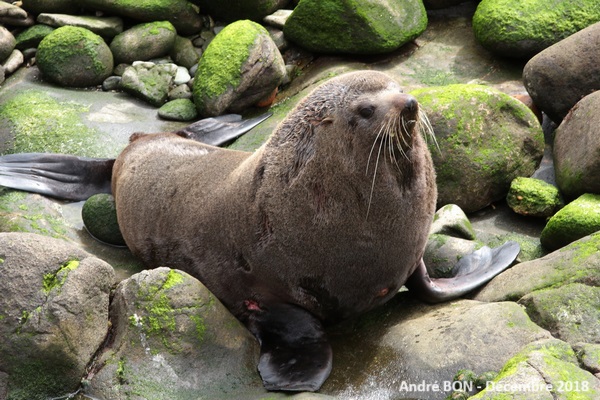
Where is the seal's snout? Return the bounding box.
[404,96,418,113]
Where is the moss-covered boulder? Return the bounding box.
[411,84,544,213]
[14,24,55,50]
[473,0,600,59]
[158,98,198,121]
[523,21,600,124]
[193,0,290,22]
[471,339,600,399]
[120,62,177,107]
[0,25,16,63]
[540,193,600,251]
[110,21,177,65]
[507,177,563,218]
[474,231,600,302]
[85,268,266,399]
[37,26,113,88]
[193,20,286,117]
[553,90,600,200]
[82,193,125,246]
[520,283,600,344]
[283,0,428,54]
[0,232,115,400]
[21,0,78,15]
[80,0,202,36]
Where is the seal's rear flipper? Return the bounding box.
[406,241,520,303]
[176,113,272,146]
[247,302,332,392]
[0,153,114,201]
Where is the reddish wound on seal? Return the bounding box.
[245,299,262,311]
[376,287,390,298]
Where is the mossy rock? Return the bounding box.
[109,20,177,65]
[411,84,544,213]
[158,98,198,121]
[473,0,600,59]
[507,177,563,218]
[540,193,600,250]
[14,24,55,50]
[37,26,113,88]
[283,0,428,54]
[21,0,79,14]
[82,193,125,246]
[170,35,200,69]
[194,0,289,22]
[193,20,285,117]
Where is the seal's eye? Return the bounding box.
[359,106,375,119]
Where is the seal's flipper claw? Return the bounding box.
[177,113,272,147]
[247,303,332,392]
[406,241,520,303]
[0,153,114,201]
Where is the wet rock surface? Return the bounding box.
[1,1,599,399]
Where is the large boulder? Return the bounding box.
[0,25,16,63]
[411,84,544,213]
[472,0,600,59]
[523,21,600,124]
[79,0,202,36]
[283,0,427,54]
[37,26,113,87]
[85,268,266,399]
[109,21,177,65]
[21,0,79,15]
[193,20,286,117]
[553,90,600,200]
[0,233,115,400]
[193,0,290,22]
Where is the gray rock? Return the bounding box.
[540,193,600,251]
[37,26,114,88]
[85,268,265,399]
[193,20,286,116]
[474,231,600,302]
[523,21,600,124]
[0,15,35,28]
[14,24,55,50]
[0,25,16,64]
[158,98,198,121]
[194,0,290,22]
[2,50,24,75]
[173,65,191,85]
[411,84,545,213]
[80,0,203,36]
[473,0,600,59]
[169,35,200,69]
[263,9,293,29]
[0,232,115,400]
[284,0,427,54]
[473,339,600,399]
[0,1,28,19]
[101,75,121,91]
[121,62,177,107]
[573,343,600,376]
[325,297,551,399]
[553,90,600,200]
[430,204,476,239]
[36,13,124,39]
[21,0,78,14]
[110,21,177,65]
[520,283,600,344]
[424,234,478,278]
[0,65,4,85]
[168,83,192,100]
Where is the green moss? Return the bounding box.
[507,177,563,217]
[15,24,55,50]
[42,260,80,294]
[82,194,125,246]
[193,20,266,112]
[541,194,600,250]
[473,0,600,57]
[0,90,108,156]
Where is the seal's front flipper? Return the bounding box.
[246,302,332,392]
[176,113,272,147]
[406,241,520,303]
[0,153,114,201]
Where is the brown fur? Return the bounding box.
[112,71,437,324]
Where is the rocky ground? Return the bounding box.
[0,1,599,399]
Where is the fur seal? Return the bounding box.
[0,71,519,392]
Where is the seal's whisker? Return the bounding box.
[367,133,385,219]
[366,123,387,175]
[417,109,439,151]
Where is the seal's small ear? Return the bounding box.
[246,302,332,392]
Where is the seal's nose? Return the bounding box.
[404,96,418,113]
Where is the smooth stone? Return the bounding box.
[109,21,177,65]
[173,65,191,85]
[0,25,16,63]
[157,98,198,121]
[263,9,293,29]
[37,13,124,39]
[2,49,24,75]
